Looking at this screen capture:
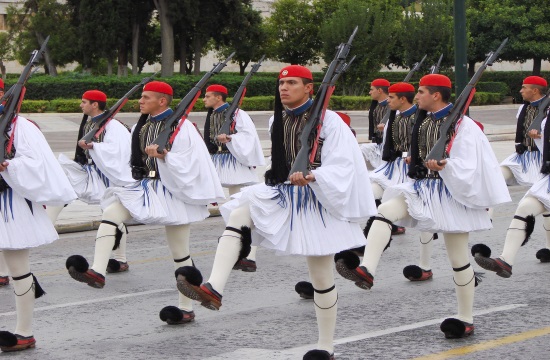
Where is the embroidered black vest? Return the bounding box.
[282,108,323,171]
[209,104,237,154]
[138,115,178,179]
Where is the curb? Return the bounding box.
[55,207,222,234]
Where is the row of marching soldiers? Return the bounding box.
[0,66,547,360]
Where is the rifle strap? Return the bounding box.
[446,89,477,155]
[6,115,17,155]
[94,99,129,140]
[169,91,202,145]
[309,86,335,164]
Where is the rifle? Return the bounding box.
[218,55,265,136]
[288,27,357,177]
[152,52,235,153]
[527,90,550,134]
[0,36,49,160]
[429,54,444,75]
[80,71,159,144]
[380,54,427,125]
[426,38,508,161]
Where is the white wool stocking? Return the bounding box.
[45,205,65,224]
[0,251,8,276]
[418,232,435,271]
[3,249,34,336]
[307,255,337,354]
[500,166,514,184]
[166,224,193,311]
[443,233,474,324]
[361,195,410,276]
[371,182,384,200]
[112,225,128,263]
[91,201,132,276]
[208,205,253,294]
[501,196,545,265]
[543,213,550,249]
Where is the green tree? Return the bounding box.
[319,0,403,95]
[8,0,79,76]
[392,0,454,74]
[216,1,267,75]
[467,0,550,76]
[265,0,321,65]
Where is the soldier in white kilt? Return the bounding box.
[176,65,377,360]
[473,115,550,275]
[0,115,76,352]
[65,81,225,325]
[335,74,510,339]
[203,84,265,272]
[500,76,547,186]
[360,78,390,170]
[50,90,134,273]
[368,82,438,282]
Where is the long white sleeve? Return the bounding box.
[2,116,77,205]
[226,110,265,167]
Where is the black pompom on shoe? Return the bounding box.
[175,266,203,286]
[536,248,550,263]
[471,243,491,258]
[295,281,314,299]
[303,349,334,360]
[65,255,89,272]
[334,250,360,269]
[440,318,474,339]
[159,306,195,325]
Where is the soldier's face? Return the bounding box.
[203,92,222,109]
[520,84,539,103]
[369,86,383,101]
[278,77,312,109]
[80,99,95,116]
[388,93,401,111]
[415,86,437,112]
[139,91,164,115]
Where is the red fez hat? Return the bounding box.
[389,82,415,93]
[335,111,351,127]
[279,65,313,80]
[143,81,173,96]
[206,84,228,95]
[82,90,107,102]
[371,78,390,87]
[419,74,452,88]
[0,78,4,90]
[523,76,547,87]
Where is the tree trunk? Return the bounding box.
[154,0,174,77]
[107,56,113,76]
[468,60,476,78]
[35,32,57,76]
[0,60,5,80]
[118,42,128,77]
[131,22,140,75]
[533,57,542,76]
[193,37,202,75]
[239,60,250,76]
[179,38,187,74]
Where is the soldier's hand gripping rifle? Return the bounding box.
[425,38,508,162]
[151,52,235,153]
[380,54,426,125]
[288,27,358,178]
[0,36,49,160]
[80,71,159,144]
[218,55,265,137]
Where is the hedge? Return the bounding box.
[3,70,513,101]
[18,92,502,113]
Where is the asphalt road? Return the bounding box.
[1,186,549,359]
